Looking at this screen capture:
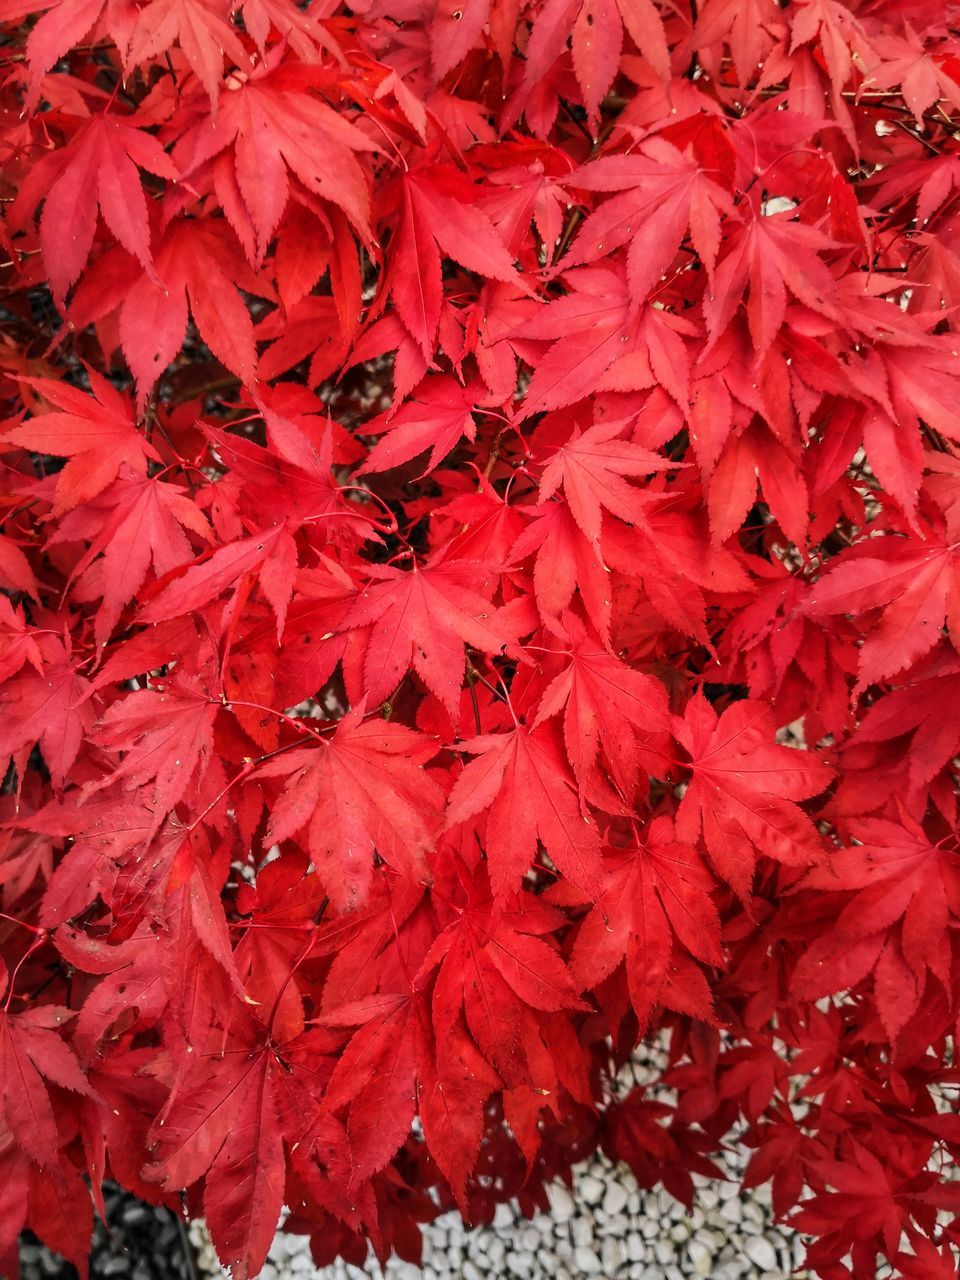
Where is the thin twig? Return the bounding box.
[175,1209,200,1280]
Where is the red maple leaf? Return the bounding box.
[257,704,445,910]
[532,612,670,795]
[446,719,603,897]
[0,996,94,1169]
[146,1014,341,1278]
[9,114,178,303]
[320,990,430,1188]
[793,812,960,1039]
[358,375,484,477]
[173,56,375,256]
[673,693,832,896]
[536,417,674,546]
[569,817,722,1032]
[54,468,211,644]
[6,0,960,1270]
[561,139,733,303]
[127,0,249,106]
[383,166,525,359]
[6,371,159,515]
[805,517,960,691]
[68,218,273,405]
[340,557,532,720]
[84,680,218,830]
[0,637,95,789]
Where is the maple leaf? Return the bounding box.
[793,813,959,1038]
[0,638,95,789]
[233,853,327,1040]
[561,140,733,303]
[9,114,177,305]
[517,264,630,417]
[266,566,357,712]
[851,645,960,802]
[0,1135,31,1270]
[205,416,365,540]
[446,720,603,897]
[475,148,571,261]
[0,532,37,597]
[358,375,482,477]
[321,990,430,1187]
[256,705,445,910]
[174,57,375,257]
[312,870,424,1014]
[0,597,43,685]
[52,468,211,644]
[159,845,248,1025]
[84,680,218,829]
[65,922,173,1057]
[804,523,960,690]
[384,167,525,359]
[686,0,787,86]
[68,218,272,406]
[787,0,875,104]
[510,498,618,641]
[708,420,809,547]
[429,0,491,80]
[417,868,585,1109]
[863,29,960,128]
[8,0,960,1264]
[703,206,841,359]
[532,612,670,795]
[893,1235,960,1280]
[505,0,670,130]
[418,1023,500,1211]
[537,418,674,546]
[147,1017,339,1279]
[126,0,250,106]
[600,1090,723,1209]
[6,371,159,515]
[570,818,721,1032]
[17,0,132,105]
[791,1140,960,1276]
[239,0,340,61]
[673,694,832,896]
[602,485,749,643]
[436,474,528,564]
[0,998,94,1169]
[340,557,531,719]
[138,521,298,638]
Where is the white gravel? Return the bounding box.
[190,1149,808,1280]
[189,1049,811,1280]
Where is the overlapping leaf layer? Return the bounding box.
[2,1,960,1276]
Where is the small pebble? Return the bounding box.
[600,1237,624,1271]
[653,1239,675,1265]
[602,1182,628,1216]
[572,1245,601,1273]
[571,1218,592,1248]
[578,1174,604,1205]
[744,1236,778,1271]
[548,1184,574,1222]
[688,1240,713,1276]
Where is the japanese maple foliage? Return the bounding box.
[3,0,960,1276]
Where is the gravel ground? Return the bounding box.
[188,1046,809,1280]
[189,1148,807,1280]
[19,1160,806,1280]
[21,1045,812,1279]
[19,1183,197,1280]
